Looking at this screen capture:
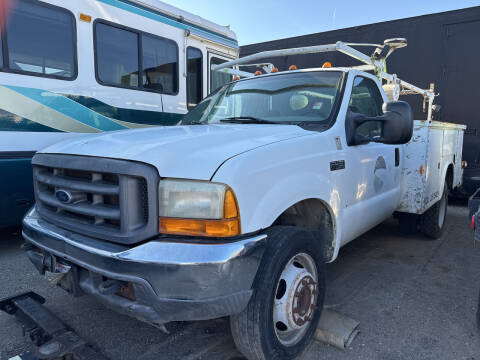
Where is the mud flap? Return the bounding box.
[315,308,360,349]
[0,292,108,360]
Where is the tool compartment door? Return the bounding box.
[423,126,444,210]
[397,122,428,214]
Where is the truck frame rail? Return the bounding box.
[0,292,109,360]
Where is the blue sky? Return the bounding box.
[162,0,479,45]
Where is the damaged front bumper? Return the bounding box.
[22,208,267,325]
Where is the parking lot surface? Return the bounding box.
[1,202,479,360]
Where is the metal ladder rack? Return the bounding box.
[211,39,437,121]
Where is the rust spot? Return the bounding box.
[117,282,136,301]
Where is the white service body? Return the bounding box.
[398,120,465,214]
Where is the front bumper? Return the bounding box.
[22,208,267,325]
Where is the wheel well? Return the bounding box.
[446,164,454,191]
[272,199,336,262]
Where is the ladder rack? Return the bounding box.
[211,39,437,120]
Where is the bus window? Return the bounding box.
[186,47,202,109]
[142,34,178,94]
[5,0,75,79]
[95,23,139,88]
[210,57,232,92]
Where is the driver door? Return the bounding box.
[340,75,401,244]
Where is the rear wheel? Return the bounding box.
[419,183,448,239]
[230,226,325,360]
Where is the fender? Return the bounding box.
[212,136,343,259]
[439,161,454,195]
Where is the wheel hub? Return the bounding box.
[273,253,318,346]
[292,275,317,326]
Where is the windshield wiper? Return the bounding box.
[219,116,280,124]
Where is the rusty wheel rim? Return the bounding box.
[273,253,318,346]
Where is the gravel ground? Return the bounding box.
[1,201,479,360]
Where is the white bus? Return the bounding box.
[0,0,238,227]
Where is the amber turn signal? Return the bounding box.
[224,189,239,219]
[159,218,240,237]
[322,62,332,68]
[288,65,297,70]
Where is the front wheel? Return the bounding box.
[419,183,448,239]
[230,226,325,360]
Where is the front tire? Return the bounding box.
[230,226,325,360]
[419,183,448,239]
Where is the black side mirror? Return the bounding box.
[345,101,413,146]
[380,101,414,144]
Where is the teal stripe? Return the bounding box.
[0,85,185,130]
[3,85,127,131]
[0,108,61,132]
[98,0,238,49]
[65,94,183,126]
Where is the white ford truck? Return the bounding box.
[22,40,465,359]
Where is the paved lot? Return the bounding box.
[1,202,479,360]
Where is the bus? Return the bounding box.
[0,0,238,227]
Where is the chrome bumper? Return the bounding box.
[22,208,267,324]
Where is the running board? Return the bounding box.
[315,308,360,349]
[0,292,108,360]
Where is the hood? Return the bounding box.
[40,124,311,180]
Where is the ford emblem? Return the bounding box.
[55,189,72,204]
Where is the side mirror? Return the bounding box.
[345,101,413,146]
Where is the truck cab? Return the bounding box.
[21,43,465,360]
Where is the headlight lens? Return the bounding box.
[158,179,240,237]
[159,179,226,219]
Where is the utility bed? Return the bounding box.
[398,120,466,214]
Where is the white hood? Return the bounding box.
[39,124,311,180]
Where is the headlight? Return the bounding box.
[158,179,241,237]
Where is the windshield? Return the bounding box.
[180,71,344,128]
